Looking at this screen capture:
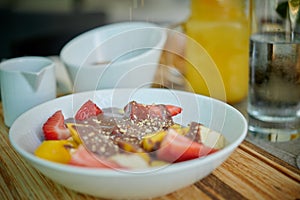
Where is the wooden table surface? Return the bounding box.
[0,102,299,200]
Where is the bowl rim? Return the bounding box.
[59,21,168,69]
[9,88,248,176]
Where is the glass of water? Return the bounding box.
[248,0,300,137]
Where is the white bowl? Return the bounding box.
[9,88,247,199]
[60,22,167,92]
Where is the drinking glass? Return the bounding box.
[248,0,300,137]
[184,0,251,103]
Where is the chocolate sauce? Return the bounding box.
[185,122,203,143]
[66,102,174,157]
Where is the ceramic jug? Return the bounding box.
[0,56,56,127]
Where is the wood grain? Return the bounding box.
[212,146,300,200]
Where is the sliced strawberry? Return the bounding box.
[156,129,218,163]
[124,101,182,120]
[75,100,102,121]
[124,101,146,120]
[69,145,123,169]
[165,105,182,116]
[148,104,182,117]
[42,110,71,140]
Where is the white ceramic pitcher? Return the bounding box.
[0,56,56,127]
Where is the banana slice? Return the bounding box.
[198,125,226,149]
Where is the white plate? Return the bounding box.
[9,88,247,199]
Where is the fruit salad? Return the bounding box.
[35,100,226,169]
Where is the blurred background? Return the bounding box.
[0,0,190,60]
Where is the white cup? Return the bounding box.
[0,56,56,127]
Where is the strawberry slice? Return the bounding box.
[165,105,182,116]
[75,100,102,121]
[148,104,182,117]
[157,129,218,163]
[69,145,123,169]
[42,110,71,140]
[124,101,182,120]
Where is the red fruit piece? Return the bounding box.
[124,101,182,121]
[69,145,122,169]
[42,110,71,140]
[157,129,218,163]
[75,100,102,121]
[165,105,182,116]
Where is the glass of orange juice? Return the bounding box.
[184,0,251,103]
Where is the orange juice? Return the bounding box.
[184,0,250,103]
